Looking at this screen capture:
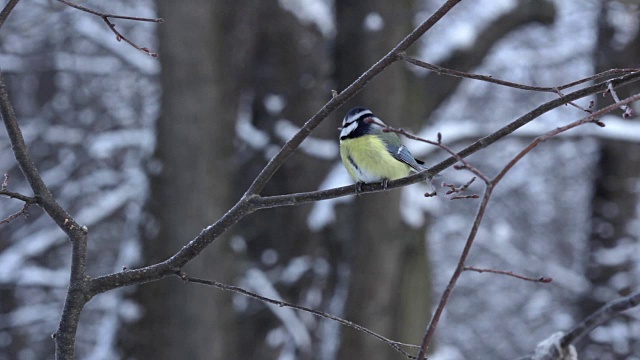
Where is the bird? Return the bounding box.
[339,107,427,189]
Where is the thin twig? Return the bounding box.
[0,186,36,225]
[416,186,494,359]
[401,53,639,93]
[57,0,163,57]
[0,202,30,225]
[464,266,552,283]
[184,275,420,359]
[0,0,20,30]
[402,54,639,114]
[606,81,635,118]
[0,189,37,203]
[552,89,592,114]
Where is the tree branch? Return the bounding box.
[464,266,552,284]
[413,0,557,117]
[0,189,36,204]
[0,70,90,359]
[57,0,163,57]
[0,0,20,30]
[183,274,420,359]
[402,54,639,93]
[0,201,30,225]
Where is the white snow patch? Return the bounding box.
[533,332,577,360]
[264,94,287,115]
[279,0,335,38]
[275,119,338,160]
[363,12,384,32]
[72,17,159,75]
[244,268,312,350]
[89,129,155,158]
[236,110,270,150]
[307,164,354,231]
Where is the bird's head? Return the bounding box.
[339,107,385,140]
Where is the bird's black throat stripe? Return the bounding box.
[340,118,371,140]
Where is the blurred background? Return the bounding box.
[1,0,639,359]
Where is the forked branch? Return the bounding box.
[57,0,163,56]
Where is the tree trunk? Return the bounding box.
[580,3,640,358]
[334,1,432,359]
[121,2,241,358]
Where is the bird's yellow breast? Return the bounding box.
[340,135,411,182]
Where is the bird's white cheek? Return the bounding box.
[340,121,358,138]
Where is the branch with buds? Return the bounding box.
[57,0,163,57]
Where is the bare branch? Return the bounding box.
[0,181,36,225]
[606,81,635,118]
[57,0,163,57]
[464,266,552,284]
[0,189,36,204]
[0,0,20,30]
[0,202,30,225]
[184,275,420,359]
[401,53,639,93]
[417,186,494,359]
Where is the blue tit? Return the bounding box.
[339,107,427,187]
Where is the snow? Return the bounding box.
[261,248,280,266]
[280,256,312,284]
[318,263,350,360]
[278,0,335,38]
[363,12,384,32]
[244,268,312,351]
[72,17,160,75]
[236,97,271,150]
[264,94,287,115]
[532,332,577,360]
[275,119,338,160]
[88,129,155,158]
[306,164,353,231]
[229,235,248,254]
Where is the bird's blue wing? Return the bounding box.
[385,143,426,172]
